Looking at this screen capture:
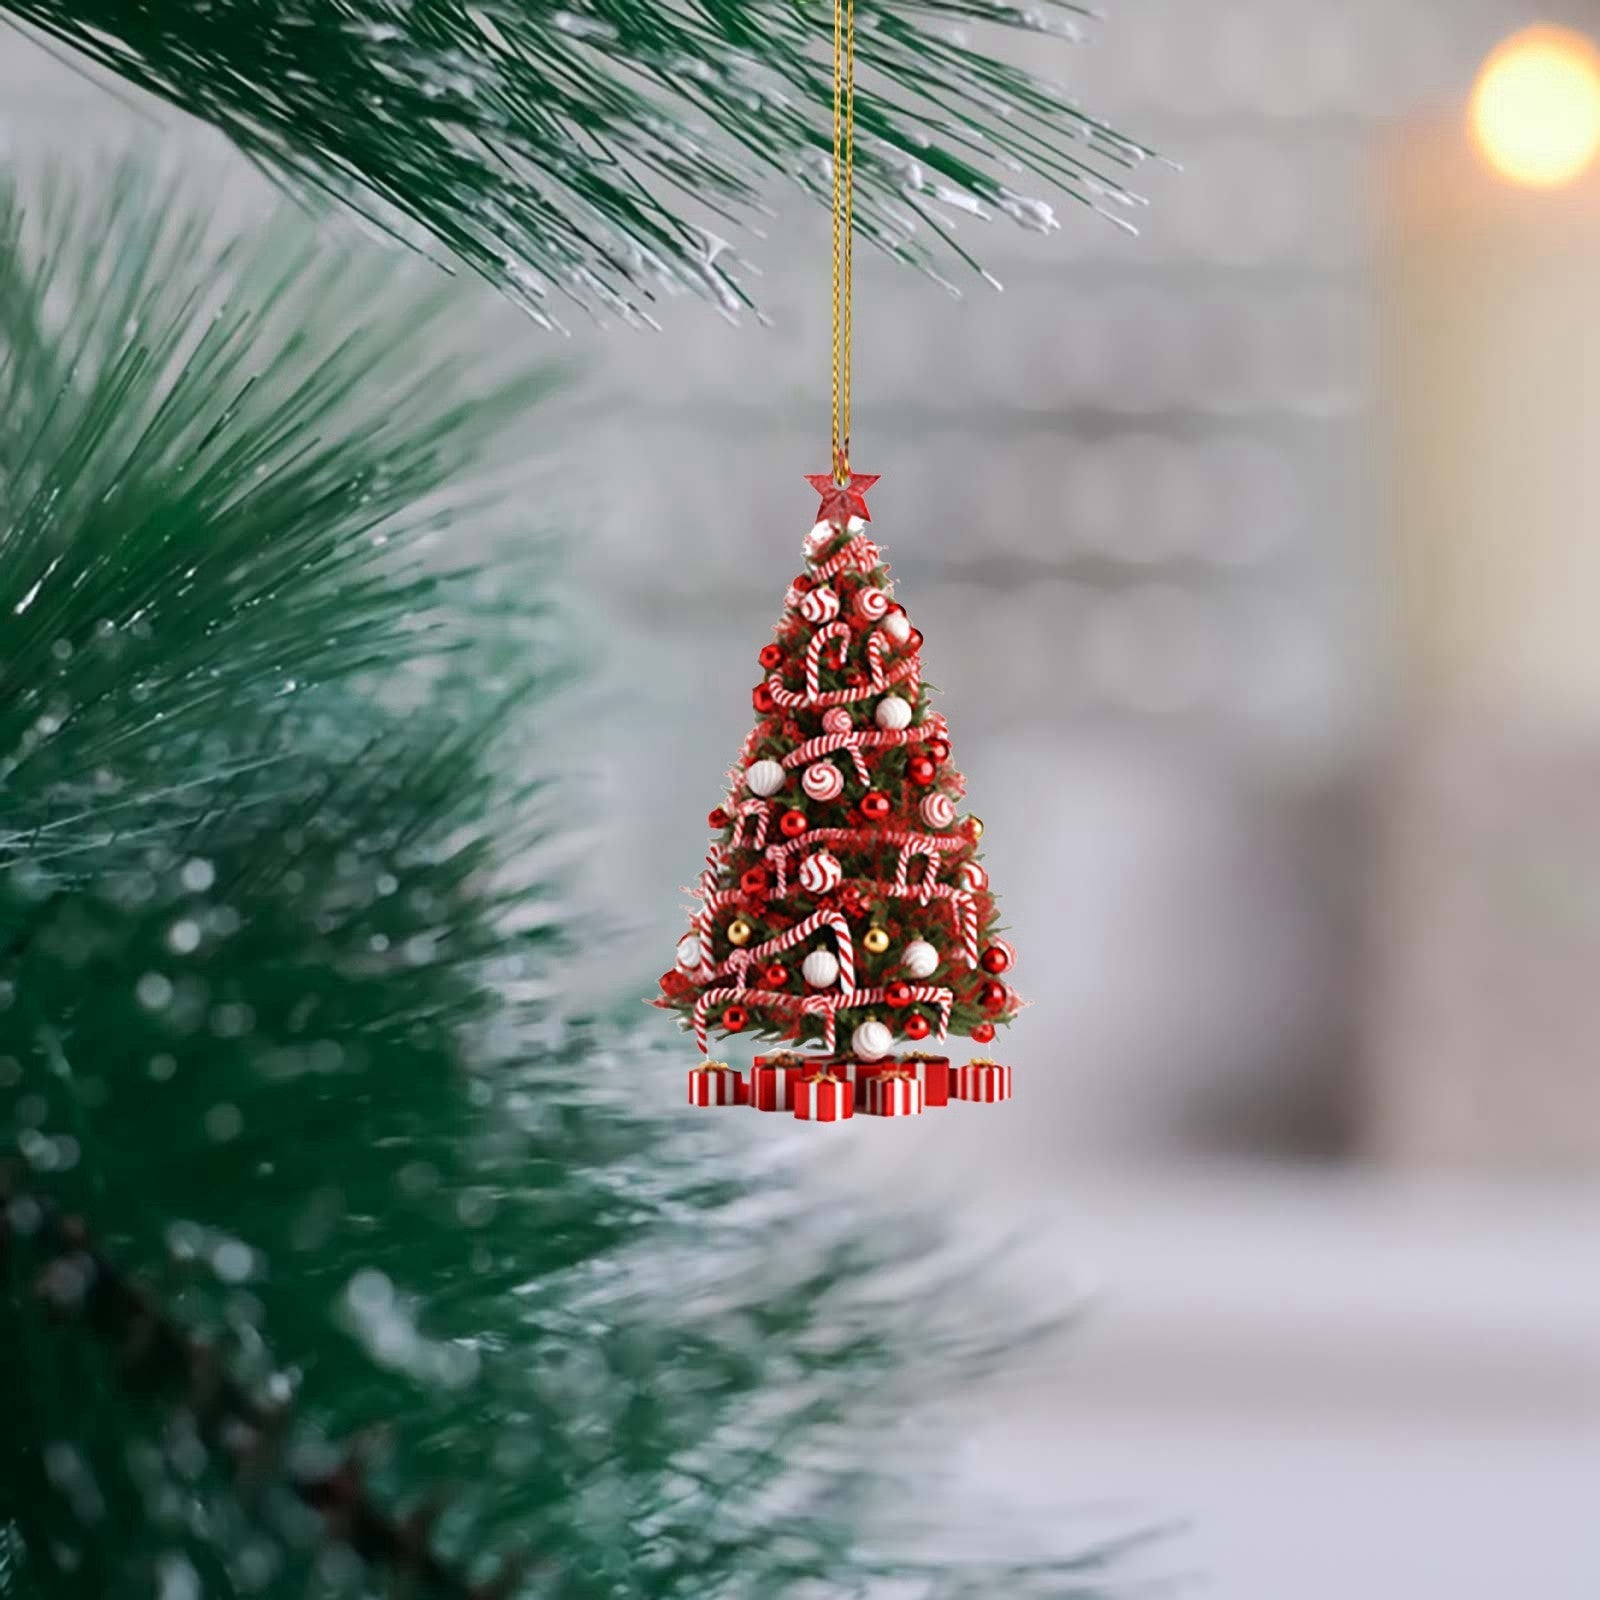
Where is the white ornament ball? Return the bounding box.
[958,860,989,891]
[676,933,704,971]
[821,707,852,735]
[805,520,836,559]
[802,761,845,803]
[875,695,913,732]
[920,791,956,829]
[798,850,844,895]
[901,939,939,980]
[855,586,891,623]
[745,759,785,798]
[802,948,841,989]
[881,609,911,645]
[799,585,840,625]
[852,1018,894,1061]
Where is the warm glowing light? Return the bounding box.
[1470,26,1600,188]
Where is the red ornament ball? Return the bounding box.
[763,962,789,988]
[722,1005,749,1032]
[740,866,769,895]
[978,980,1008,1012]
[907,755,938,786]
[792,573,814,593]
[907,627,924,652]
[971,1021,996,1044]
[884,980,914,1009]
[980,943,1014,975]
[752,683,777,714]
[759,643,784,670]
[779,809,808,839]
[860,790,892,821]
[925,737,950,763]
[708,806,730,829]
[660,970,690,998]
[902,1011,932,1041]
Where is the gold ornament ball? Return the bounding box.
[969,815,985,841]
[727,919,753,947]
[863,926,890,954]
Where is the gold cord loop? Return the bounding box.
[830,0,856,485]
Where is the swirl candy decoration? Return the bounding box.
[854,585,891,623]
[798,849,844,894]
[920,791,956,830]
[799,585,841,625]
[802,760,846,802]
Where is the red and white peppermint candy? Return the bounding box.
[798,850,844,895]
[855,585,891,623]
[958,860,989,891]
[821,707,852,735]
[802,761,845,803]
[799,585,840,625]
[920,791,957,830]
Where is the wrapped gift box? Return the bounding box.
[750,1061,807,1112]
[688,1061,746,1106]
[866,1069,923,1117]
[954,1059,1012,1103]
[794,1071,854,1122]
[898,1052,951,1107]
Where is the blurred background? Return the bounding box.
[5,2,1596,1596]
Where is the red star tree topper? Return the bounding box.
[652,488,1022,1058]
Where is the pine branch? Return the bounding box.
[0,0,1155,325]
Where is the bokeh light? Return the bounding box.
[1469,25,1600,188]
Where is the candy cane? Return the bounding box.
[780,725,934,770]
[768,652,919,711]
[894,842,941,900]
[813,534,881,583]
[760,826,970,859]
[691,984,951,1053]
[803,621,852,699]
[714,906,856,990]
[732,798,772,850]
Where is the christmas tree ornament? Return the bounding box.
[676,933,704,970]
[799,849,844,894]
[860,790,892,821]
[803,761,845,802]
[709,805,731,828]
[874,694,912,731]
[651,0,1023,1091]
[852,1017,894,1060]
[745,758,786,797]
[981,940,1016,975]
[967,815,986,840]
[803,947,842,989]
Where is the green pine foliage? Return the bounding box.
[0,168,1136,1600]
[2,0,1153,323]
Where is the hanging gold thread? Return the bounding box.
[830,0,856,485]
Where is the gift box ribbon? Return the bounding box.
[695,1061,735,1072]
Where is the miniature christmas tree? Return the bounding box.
[655,479,1022,1063]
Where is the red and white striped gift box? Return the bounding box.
[688,1061,745,1106]
[794,1072,854,1122]
[954,1059,1012,1103]
[898,1053,951,1107]
[750,1062,806,1112]
[867,1070,923,1117]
